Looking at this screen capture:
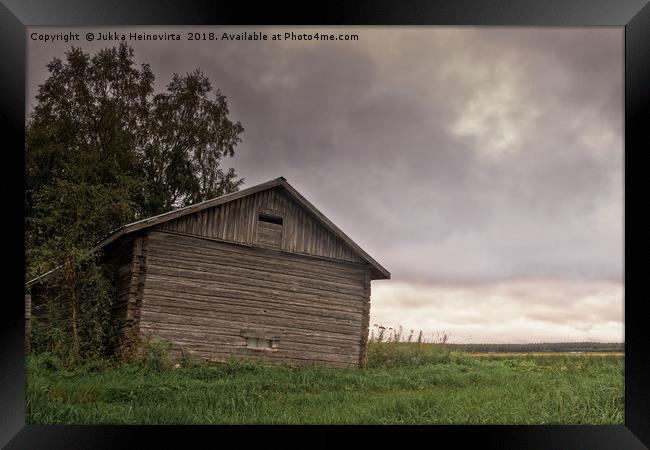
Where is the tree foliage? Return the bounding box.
[26,42,244,279]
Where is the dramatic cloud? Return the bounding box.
[27,27,623,342]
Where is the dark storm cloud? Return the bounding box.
[27,27,623,341]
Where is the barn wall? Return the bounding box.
[137,230,371,368]
[154,187,365,264]
[103,236,136,327]
[103,234,150,356]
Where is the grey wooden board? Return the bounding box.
[138,230,371,367]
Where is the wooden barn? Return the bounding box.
[28,177,390,368]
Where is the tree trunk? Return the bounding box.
[64,257,80,357]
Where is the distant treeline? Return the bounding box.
[446,342,624,353]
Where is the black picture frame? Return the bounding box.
[1,1,648,448]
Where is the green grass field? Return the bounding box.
[26,342,624,425]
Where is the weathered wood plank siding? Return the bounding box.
[154,187,364,264]
[127,235,148,330]
[103,237,136,327]
[358,271,371,367]
[102,235,150,357]
[138,230,370,368]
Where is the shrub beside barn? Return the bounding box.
[27,177,390,368]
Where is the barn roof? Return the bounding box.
[27,177,390,285]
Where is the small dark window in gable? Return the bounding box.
[256,212,283,248]
[259,214,283,225]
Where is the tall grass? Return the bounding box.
[369,324,450,345]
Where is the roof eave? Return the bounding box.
[370,267,391,280]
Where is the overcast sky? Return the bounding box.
[27,27,624,343]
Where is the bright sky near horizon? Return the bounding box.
[27,27,624,343]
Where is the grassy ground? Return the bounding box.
[26,342,624,425]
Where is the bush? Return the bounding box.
[76,258,120,358]
[140,337,173,371]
